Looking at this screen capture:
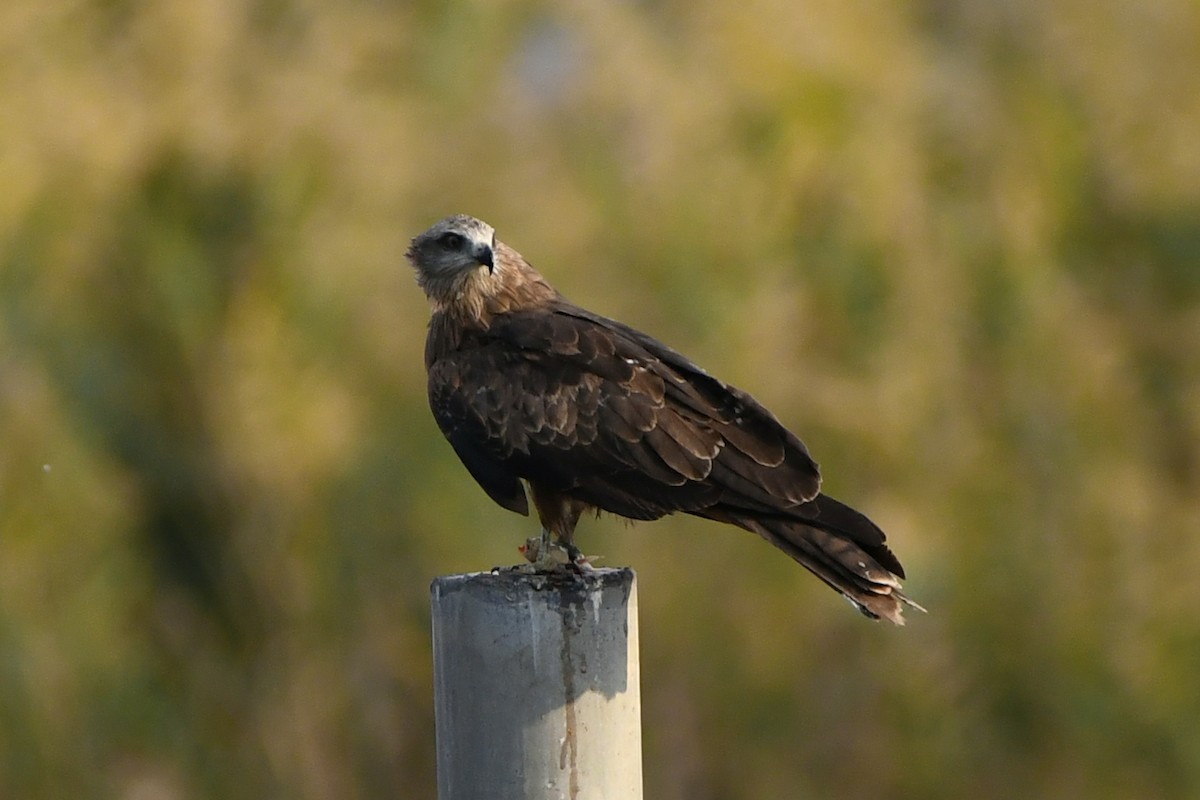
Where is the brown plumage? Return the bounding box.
[406,214,921,624]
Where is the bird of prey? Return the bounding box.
[406,214,921,624]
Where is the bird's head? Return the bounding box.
[407,214,496,289]
[406,214,558,321]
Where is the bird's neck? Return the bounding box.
[429,245,560,329]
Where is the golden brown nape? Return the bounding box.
[407,214,922,624]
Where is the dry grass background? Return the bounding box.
[2,1,1199,797]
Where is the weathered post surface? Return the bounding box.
[431,567,642,800]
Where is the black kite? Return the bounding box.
[406,215,920,623]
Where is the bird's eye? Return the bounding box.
[438,232,465,249]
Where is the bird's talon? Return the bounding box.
[563,543,598,572]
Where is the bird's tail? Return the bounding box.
[718,494,923,625]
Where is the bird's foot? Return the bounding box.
[563,541,598,573]
[517,531,598,573]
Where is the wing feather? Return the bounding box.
[656,407,722,460]
[427,362,529,515]
[426,303,822,520]
[644,425,712,481]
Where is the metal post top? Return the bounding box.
[430,566,636,598]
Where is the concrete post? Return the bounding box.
[431,567,642,800]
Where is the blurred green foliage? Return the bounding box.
[2,0,1199,797]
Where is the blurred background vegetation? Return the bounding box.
[2,0,1199,797]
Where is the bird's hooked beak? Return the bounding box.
[472,241,495,274]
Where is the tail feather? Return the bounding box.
[801,493,905,578]
[713,494,923,625]
[759,520,914,624]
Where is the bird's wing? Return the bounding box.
[426,302,822,521]
[427,348,532,517]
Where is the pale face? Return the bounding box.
[406,215,496,291]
